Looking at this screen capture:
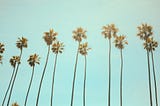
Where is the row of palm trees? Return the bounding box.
[0,23,159,106]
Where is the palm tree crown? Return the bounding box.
[114,35,128,49]
[9,56,20,68]
[72,27,87,42]
[79,42,91,56]
[43,29,58,45]
[52,41,64,54]
[12,102,19,106]
[143,37,158,51]
[102,24,118,39]
[27,54,40,67]
[16,37,28,50]
[137,24,153,40]
[0,43,5,53]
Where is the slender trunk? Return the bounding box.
[120,49,123,106]
[7,49,23,106]
[2,66,16,106]
[147,50,153,106]
[108,39,111,106]
[36,45,50,106]
[70,42,80,106]
[151,50,158,106]
[83,56,87,106]
[50,54,58,106]
[24,66,35,106]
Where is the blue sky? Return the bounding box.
[0,0,160,106]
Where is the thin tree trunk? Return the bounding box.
[70,42,80,106]
[151,50,158,106]
[2,66,16,106]
[50,54,58,106]
[36,45,50,106]
[147,50,153,106]
[24,66,35,106]
[7,49,23,106]
[83,56,87,106]
[120,49,123,106]
[108,39,111,106]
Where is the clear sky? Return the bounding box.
[0,0,160,106]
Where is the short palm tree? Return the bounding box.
[2,56,20,106]
[24,54,40,106]
[79,42,91,106]
[12,102,19,106]
[101,24,118,106]
[143,37,159,106]
[114,35,128,106]
[50,41,64,106]
[71,27,87,106]
[137,24,153,106]
[36,29,57,106]
[7,37,28,106]
[0,42,5,64]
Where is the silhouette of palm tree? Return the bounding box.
[36,29,57,106]
[71,27,87,106]
[2,56,20,106]
[24,54,40,106]
[50,41,64,106]
[114,35,128,106]
[0,42,5,64]
[79,42,91,106]
[11,102,19,106]
[102,24,118,106]
[7,37,28,106]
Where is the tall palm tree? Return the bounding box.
[24,54,40,106]
[36,29,57,106]
[101,24,118,106]
[50,41,64,106]
[79,42,91,106]
[0,42,5,64]
[7,37,28,106]
[2,56,20,106]
[143,37,159,106]
[114,35,128,106]
[12,102,19,106]
[137,24,153,106]
[70,27,87,106]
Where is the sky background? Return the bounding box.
[0,0,160,106]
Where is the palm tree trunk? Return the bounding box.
[120,49,123,106]
[7,49,23,106]
[147,50,153,106]
[50,54,58,106]
[70,42,80,106]
[24,66,35,106]
[2,67,16,106]
[83,56,87,106]
[108,38,111,106]
[36,45,50,106]
[151,50,158,106]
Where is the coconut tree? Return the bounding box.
[12,102,19,106]
[101,24,118,106]
[137,24,153,106]
[7,37,28,106]
[50,41,64,106]
[114,35,128,106]
[0,42,5,64]
[70,27,87,106]
[143,37,159,106]
[24,54,40,106]
[36,29,57,106]
[79,42,91,106]
[2,56,20,106]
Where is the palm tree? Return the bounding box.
[79,42,91,106]
[101,24,118,106]
[143,37,159,106]
[24,54,40,106]
[0,42,5,64]
[12,102,19,106]
[2,56,20,106]
[70,27,87,106]
[114,35,128,106]
[137,24,153,106]
[50,41,64,106]
[7,37,28,106]
[36,29,57,106]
